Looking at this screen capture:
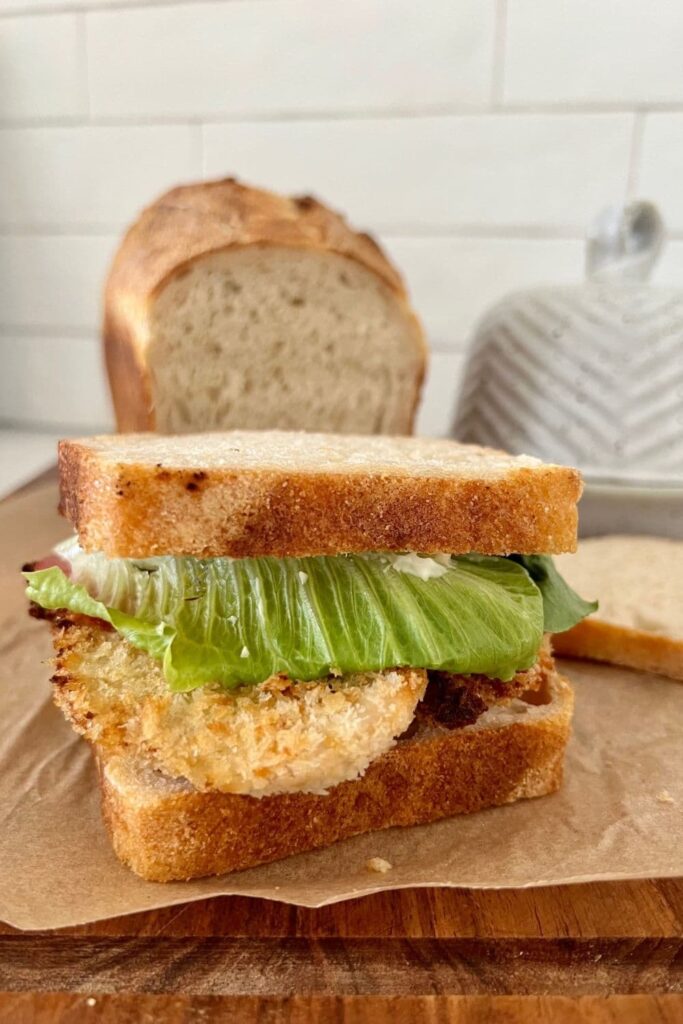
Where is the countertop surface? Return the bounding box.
[0,429,62,500]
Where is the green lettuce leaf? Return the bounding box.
[23,565,173,659]
[508,554,597,633]
[25,552,545,690]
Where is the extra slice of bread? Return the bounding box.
[98,668,573,882]
[58,431,582,558]
[553,536,683,680]
[104,178,426,436]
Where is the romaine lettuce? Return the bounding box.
[24,547,594,691]
[509,554,597,633]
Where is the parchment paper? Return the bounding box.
[1,483,681,931]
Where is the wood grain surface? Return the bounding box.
[3,469,682,1022]
[1,993,682,1024]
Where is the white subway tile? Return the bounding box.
[0,126,201,228]
[0,14,85,121]
[505,0,683,105]
[385,236,584,349]
[638,114,683,233]
[0,235,117,330]
[87,0,493,119]
[204,114,632,231]
[416,350,466,438]
[0,334,112,429]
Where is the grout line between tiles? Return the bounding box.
[0,106,677,131]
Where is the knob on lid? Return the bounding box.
[586,200,664,282]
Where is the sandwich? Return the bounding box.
[24,431,595,882]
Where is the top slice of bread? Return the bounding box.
[103,178,426,436]
[59,431,581,558]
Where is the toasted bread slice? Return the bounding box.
[58,431,581,558]
[553,536,683,681]
[98,668,573,882]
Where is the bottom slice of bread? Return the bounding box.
[98,669,573,882]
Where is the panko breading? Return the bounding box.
[50,616,426,796]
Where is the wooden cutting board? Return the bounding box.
[1,881,682,1022]
[2,470,681,1022]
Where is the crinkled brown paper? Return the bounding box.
[1,483,681,930]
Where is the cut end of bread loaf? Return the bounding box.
[104,178,426,436]
[148,248,424,435]
[98,669,574,882]
[58,431,582,558]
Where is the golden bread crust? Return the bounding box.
[103,178,426,433]
[58,432,582,557]
[553,618,683,681]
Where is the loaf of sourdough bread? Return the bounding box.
[104,179,427,436]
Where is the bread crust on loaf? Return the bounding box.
[103,178,426,433]
[98,669,573,881]
[58,432,581,557]
[553,618,683,681]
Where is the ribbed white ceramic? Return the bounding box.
[455,202,683,495]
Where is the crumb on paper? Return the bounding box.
[366,857,392,874]
[656,789,675,804]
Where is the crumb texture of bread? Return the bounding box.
[104,179,426,436]
[98,669,573,882]
[554,536,683,680]
[58,431,582,558]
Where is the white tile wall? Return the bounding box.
[203,114,633,232]
[87,0,493,118]
[0,126,201,228]
[0,235,116,329]
[0,15,86,121]
[0,334,111,428]
[1,0,681,442]
[505,0,683,106]
[637,114,683,232]
[384,237,584,348]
